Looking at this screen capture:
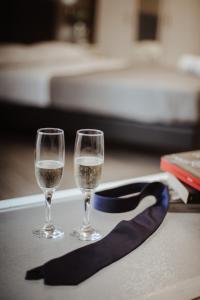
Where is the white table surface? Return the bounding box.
[0,173,200,300]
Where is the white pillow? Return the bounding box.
[32,41,91,58]
[177,54,200,76]
[0,41,92,67]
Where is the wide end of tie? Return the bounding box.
[25,265,44,280]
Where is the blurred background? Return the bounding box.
[0,0,200,199]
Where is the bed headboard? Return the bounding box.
[0,0,58,44]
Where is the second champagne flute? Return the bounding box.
[73,129,104,241]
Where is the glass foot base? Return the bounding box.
[33,224,64,239]
[72,226,101,241]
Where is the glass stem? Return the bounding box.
[82,190,93,229]
[45,191,53,226]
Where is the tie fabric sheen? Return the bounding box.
[25,181,169,285]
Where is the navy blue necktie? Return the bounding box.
[26,181,169,285]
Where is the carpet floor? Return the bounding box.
[0,132,163,200]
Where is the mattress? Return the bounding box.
[51,65,200,124]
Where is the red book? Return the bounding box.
[160,150,200,191]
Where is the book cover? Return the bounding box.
[160,150,200,191]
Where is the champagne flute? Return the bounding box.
[33,128,65,239]
[73,129,104,241]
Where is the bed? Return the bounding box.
[0,42,127,106]
[0,42,200,151]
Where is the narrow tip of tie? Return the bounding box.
[25,266,44,280]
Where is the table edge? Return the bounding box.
[0,172,168,211]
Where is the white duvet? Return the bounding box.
[1,42,200,125]
[0,42,127,106]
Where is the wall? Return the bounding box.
[96,0,200,64]
[96,0,139,57]
[140,0,159,15]
[158,0,200,64]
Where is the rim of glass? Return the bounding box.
[77,129,104,136]
[37,128,64,135]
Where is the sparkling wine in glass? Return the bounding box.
[33,128,65,239]
[73,129,104,241]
